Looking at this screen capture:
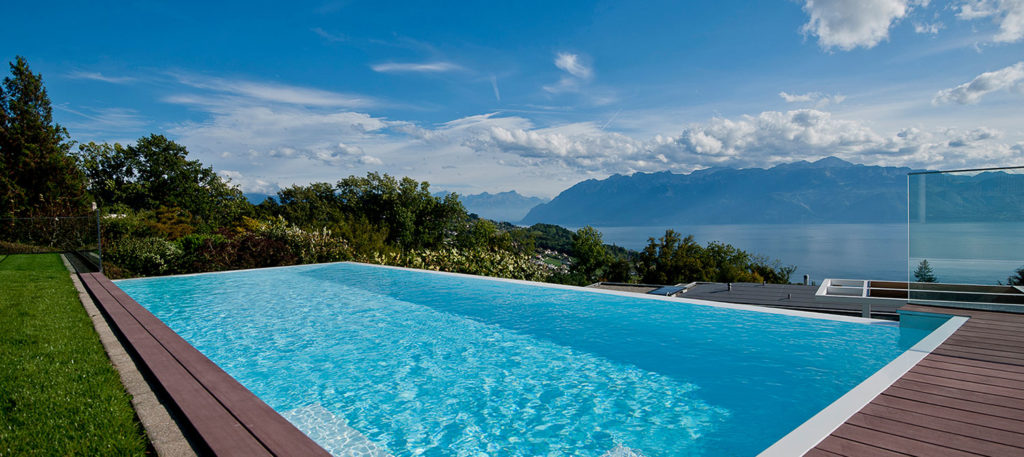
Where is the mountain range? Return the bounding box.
[455,191,548,222]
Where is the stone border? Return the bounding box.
[61,255,198,457]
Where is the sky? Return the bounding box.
[2,0,1023,198]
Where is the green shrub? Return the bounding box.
[375,247,550,282]
[105,236,182,276]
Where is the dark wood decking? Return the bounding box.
[79,272,330,457]
[806,304,1024,456]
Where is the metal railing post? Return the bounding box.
[93,202,103,273]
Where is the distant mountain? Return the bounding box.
[521,157,920,226]
[243,193,274,204]
[458,191,548,223]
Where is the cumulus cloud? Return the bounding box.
[779,91,847,107]
[800,0,912,50]
[655,109,1019,170]
[933,61,1024,104]
[958,0,1024,43]
[371,62,464,73]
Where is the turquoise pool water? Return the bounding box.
[117,262,935,457]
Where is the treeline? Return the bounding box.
[1,56,796,285]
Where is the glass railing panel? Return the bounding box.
[907,166,1024,308]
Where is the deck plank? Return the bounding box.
[816,436,912,457]
[859,403,1024,449]
[917,358,1024,381]
[832,424,978,457]
[910,365,1024,390]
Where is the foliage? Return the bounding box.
[0,215,97,253]
[525,223,575,252]
[104,236,183,276]
[375,247,550,282]
[1007,266,1024,286]
[77,135,250,228]
[572,226,610,284]
[0,255,148,456]
[261,173,466,252]
[103,216,353,277]
[913,259,937,283]
[335,173,464,250]
[0,56,88,219]
[636,230,793,284]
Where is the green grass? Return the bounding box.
[541,256,565,266]
[0,254,149,456]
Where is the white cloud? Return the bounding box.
[56,105,148,139]
[173,74,375,108]
[553,53,592,79]
[543,52,613,104]
[218,170,280,194]
[656,109,1020,170]
[779,91,847,107]
[913,21,944,34]
[490,75,501,102]
[957,0,1024,42]
[66,71,136,84]
[800,0,911,50]
[145,69,1023,196]
[933,61,1024,104]
[311,27,346,42]
[371,62,464,73]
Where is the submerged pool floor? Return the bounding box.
[117,262,934,457]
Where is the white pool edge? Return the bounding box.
[756,312,968,457]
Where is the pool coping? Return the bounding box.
[116,260,895,326]
[758,310,968,456]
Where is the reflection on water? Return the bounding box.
[593,223,1023,285]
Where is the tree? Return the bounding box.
[636,229,792,284]
[914,259,937,283]
[1007,266,1024,286]
[571,225,610,283]
[636,230,706,284]
[334,172,465,250]
[77,135,249,227]
[0,56,87,217]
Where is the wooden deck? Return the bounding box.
[79,272,330,457]
[806,304,1024,456]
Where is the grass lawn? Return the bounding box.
[0,254,149,456]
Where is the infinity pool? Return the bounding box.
[117,262,937,456]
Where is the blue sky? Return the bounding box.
[3,0,1023,197]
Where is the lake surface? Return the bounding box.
[591,223,1024,285]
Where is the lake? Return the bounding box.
[591,223,1024,285]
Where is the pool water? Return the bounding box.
[117,262,936,456]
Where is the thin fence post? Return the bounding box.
[93,203,103,273]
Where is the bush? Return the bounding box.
[104,236,182,276]
[375,247,551,282]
